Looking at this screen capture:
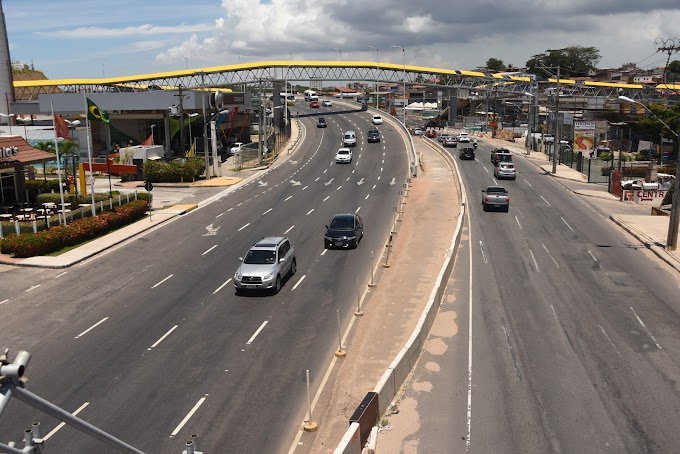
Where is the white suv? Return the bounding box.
[234,237,296,295]
[343,130,357,147]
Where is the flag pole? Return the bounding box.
[51,101,68,226]
[83,94,97,215]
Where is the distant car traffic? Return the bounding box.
[411,127,423,135]
[425,129,437,138]
[317,117,327,128]
[372,115,384,125]
[335,148,353,163]
[367,129,380,143]
[494,162,517,180]
[491,148,513,166]
[443,136,457,147]
[324,213,364,249]
[310,101,320,108]
[322,100,333,107]
[343,131,357,147]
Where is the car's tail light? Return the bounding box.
[485,196,489,202]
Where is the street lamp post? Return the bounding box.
[332,48,342,61]
[150,124,156,146]
[391,45,406,125]
[368,46,379,109]
[619,95,680,251]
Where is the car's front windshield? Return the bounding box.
[244,249,276,264]
[329,218,354,230]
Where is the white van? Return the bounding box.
[304,89,318,101]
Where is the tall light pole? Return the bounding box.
[368,46,380,109]
[619,95,680,251]
[150,124,156,146]
[239,52,250,63]
[332,47,342,61]
[391,45,406,125]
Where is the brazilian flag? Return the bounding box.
[87,98,110,124]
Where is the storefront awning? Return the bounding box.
[0,136,56,169]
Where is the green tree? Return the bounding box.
[486,58,505,72]
[526,46,601,78]
[634,103,680,138]
[667,60,680,79]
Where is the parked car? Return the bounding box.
[491,148,513,166]
[367,129,381,143]
[234,237,296,295]
[322,100,333,107]
[481,186,509,212]
[335,148,353,163]
[372,115,384,125]
[317,117,327,128]
[310,101,320,108]
[494,162,517,180]
[324,213,364,249]
[459,147,475,160]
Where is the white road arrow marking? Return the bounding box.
[203,224,221,236]
[357,178,365,185]
[389,177,396,186]
[325,178,334,186]
[289,160,298,164]
[290,179,301,186]
[258,181,268,187]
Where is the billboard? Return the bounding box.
[574,121,595,153]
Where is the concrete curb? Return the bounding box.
[609,215,680,274]
[332,136,466,454]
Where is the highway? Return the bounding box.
[404,139,680,453]
[0,102,410,453]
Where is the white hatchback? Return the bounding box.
[335,148,353,164]
[322,100,333,107]
[372,115,384,125]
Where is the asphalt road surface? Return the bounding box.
[394,140,680,453]
[0,103,409,453]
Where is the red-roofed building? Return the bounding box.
[0,135,57,204]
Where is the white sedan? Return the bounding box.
[372,115,384,125]
[335,148,353,164]
[322,100,333,107]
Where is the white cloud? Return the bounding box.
[39,23,214,39]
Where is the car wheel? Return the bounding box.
[272,275,282,295]
[503,206,509,213]
[235,288,243,296]
[290,259,297,276]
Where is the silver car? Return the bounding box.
[494,162,517,180]
[234,237,296,295]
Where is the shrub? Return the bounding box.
[0,200,149,258]
[144,157,205,183]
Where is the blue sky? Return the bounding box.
[4,0,680,80]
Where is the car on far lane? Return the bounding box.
[443,136,457,147]
[367,129,381,143]
[317,117,327,128]
[494,162,517,180]
[372,115,384,125]
[324,213,364,249]
[310,100,320,108]
[322,100,333,107]
[335,147,353,164]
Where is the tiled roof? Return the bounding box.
[0,135,56,167]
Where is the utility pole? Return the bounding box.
[175,85,187,158]
[552,66,560,174]
[200,73,210,180]
[655,37,680,86]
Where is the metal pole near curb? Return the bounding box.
[403,182,409,198]
[392,206,398,233]
[354,275,364,316]
[383,235,393,268]
[334,310,346,357]
[303,369,318,432]
[368,250,377,287]
[182,434,203,454]
[407,176,412,187]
